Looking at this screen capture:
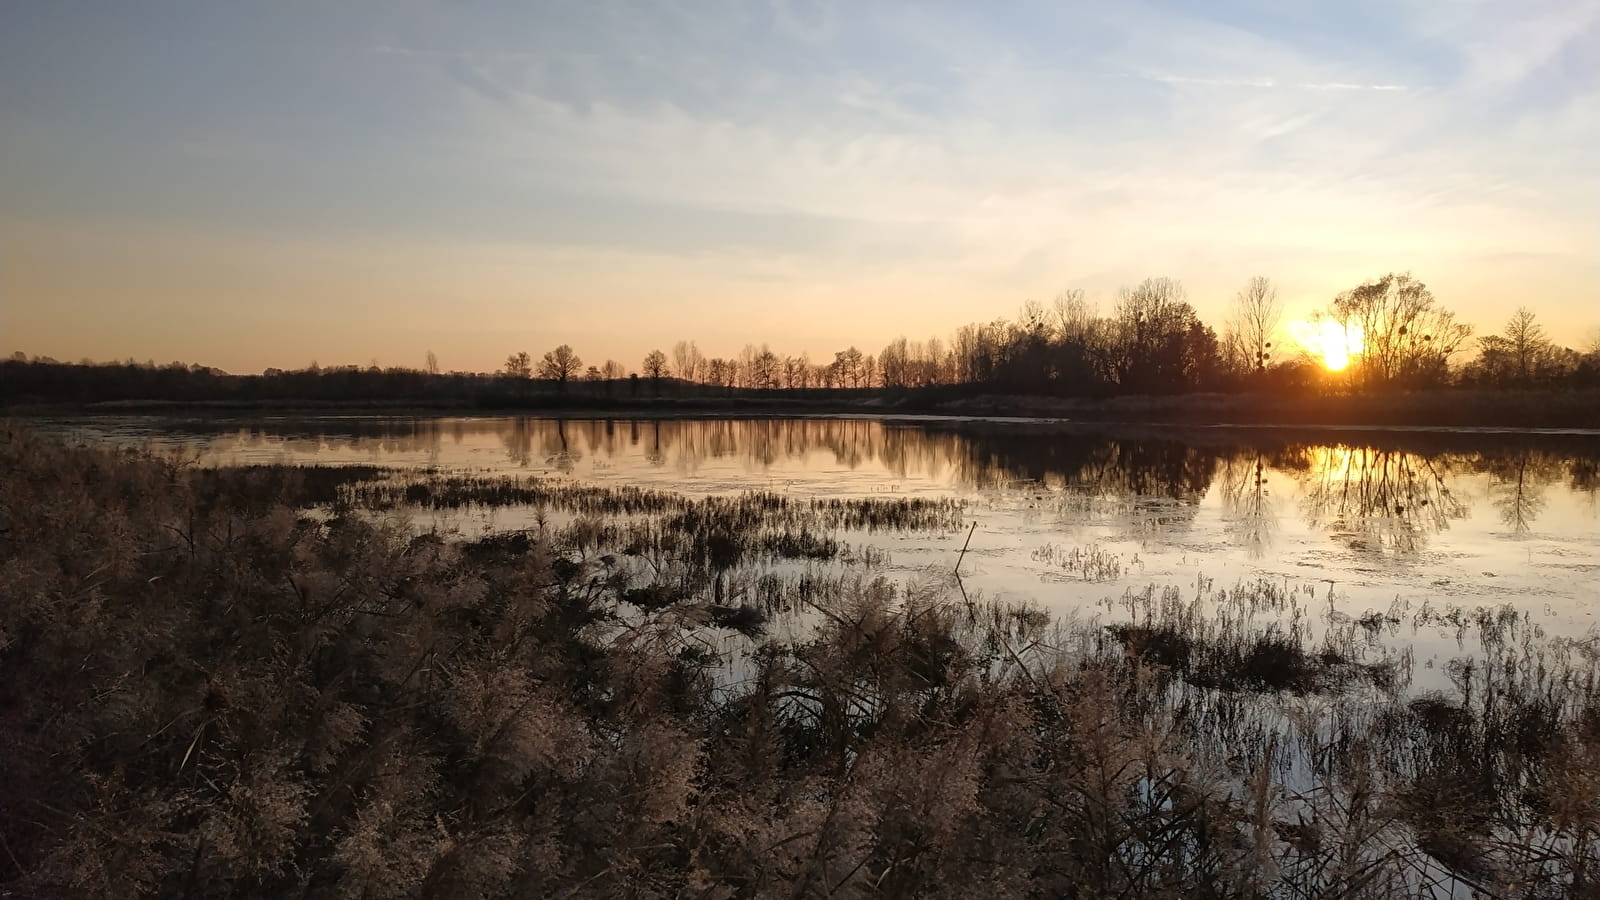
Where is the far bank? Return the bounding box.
[6,387,1598,430]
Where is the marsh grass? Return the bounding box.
[349,472,959,603]
[1031,541,1125,581]
[1100,581,1404,694]
[346,472,967,532]
[3,422,1597,898]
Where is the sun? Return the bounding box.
[1287,319,1364,371]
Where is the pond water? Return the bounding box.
[34,414,1600,646]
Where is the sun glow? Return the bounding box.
[1288,319,1364,371]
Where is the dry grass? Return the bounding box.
[3,421,1597,897]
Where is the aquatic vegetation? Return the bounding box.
[343,472,967,532]
[3,422,1598,897]
[1100,581,1402,694]
[1031,541,1125,581]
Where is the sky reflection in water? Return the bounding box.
[43,415,1600,637]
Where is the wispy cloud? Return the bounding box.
[338,1,1600,310]
[1299,81,1412,91]
[1137,73,1416,91]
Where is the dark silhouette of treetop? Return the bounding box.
[538,344,582,389]
[502,351,533,379]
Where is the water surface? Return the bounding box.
[36,414,1600,640]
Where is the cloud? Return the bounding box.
[1136,73,1415,91]
[1299,82,1411,91]
[405,0,1586,293]
[4,0,1596,368]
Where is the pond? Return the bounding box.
[34,414,1599,645]
[19,412,1600,894]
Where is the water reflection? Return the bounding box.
[1295,447,1469,554]
[1482,450,1561,535]
[1217,452,1278,559]
[48,415,1600,561]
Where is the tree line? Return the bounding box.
[5,272,1598,406]
[490,273,1595,396]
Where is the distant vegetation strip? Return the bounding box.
[7,273,1599,427]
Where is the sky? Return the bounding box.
[2,0,1596,375]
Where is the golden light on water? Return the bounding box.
[1288,319,1365,371]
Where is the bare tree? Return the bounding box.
[672,340,704,383]
[1502,307,1554,384]
[1111,277,1209,391]
[834,347,865,388]
[1051,289,1096,343]
[750,345,780,389]
[602,359,626,380]
[1228,276,1281,376]
[538,345,583,390]
[1471,334,1514,384]
[736,344,759,389]
[1018,300,1050,339]
[502,351,532,379]
[925,336,949,385]
[425,350,440,376]
[782,354,809,389]
[879,337,912,389]
[1331,273,1471,389]
[642,349,668,392]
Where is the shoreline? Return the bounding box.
[7,386,1600,432]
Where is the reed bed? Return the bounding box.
[344,473,968,532]
[3,421,1597,898]
[1031,541,1126,581]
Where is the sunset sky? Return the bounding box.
[3,1,1596,375]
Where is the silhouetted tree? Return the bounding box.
[1330,273,1471,390]
[880,338,912,389]
[706,358,733,391]
[642,349,668,394]
[502,351,532,379]
[1051,289,1094,341]
[750,346,780,389]
[538,344,583,390]
[1226,276,1281,378]
[672,340,704,383]
[783,353,811,389]
[834,347,866,388]
[1110,278,1217,393]
[1502,308,1556,384]
[1466,309,1576,387]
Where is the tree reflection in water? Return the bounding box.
[1483,449,1565,535]
[1296,446,1467,554]
[109,417,1599,554]
[499,418,582,471]
[1217,452,1278,559]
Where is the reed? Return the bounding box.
[3,421,1595,898]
